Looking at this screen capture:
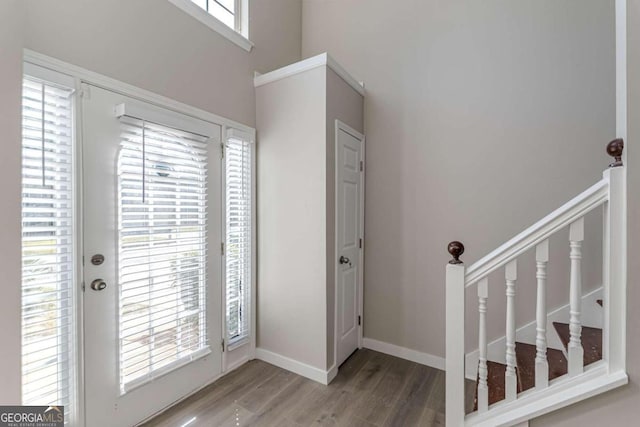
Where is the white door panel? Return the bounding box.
[336,123,364,367]
[82,85,222,427]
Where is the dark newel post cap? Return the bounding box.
[607,138,624,168]
[448,241,464,265]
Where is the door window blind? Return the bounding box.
[21,76,75,421]
[118,116,209,393]
[225,134,252,345]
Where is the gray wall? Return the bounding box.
[0,0,25,405]
[302,0,615,358]
[24,0,302,126]
[533,1,640,424]
[0,0,301,403]
[256,67,329,370]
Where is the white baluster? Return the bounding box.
[568,217,584,376]
[477,278,489,412]
[535,240,549,389]
[446,242,466,426]
[505,260,517,402]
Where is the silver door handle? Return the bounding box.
[339,256,351,266]
[90,279,107,291]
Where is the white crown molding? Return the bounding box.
[254,53,365,96]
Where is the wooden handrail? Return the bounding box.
[465,178,609,287]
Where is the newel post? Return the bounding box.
[603,139,626,373]
[446,241,466,427]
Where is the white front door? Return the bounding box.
[82,85,223,427]
[335,121,364,367]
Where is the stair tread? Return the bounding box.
[552,322,603,367]
[515,342,568,392]
[472,361,521,411]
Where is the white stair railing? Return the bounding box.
[445,139,628,427]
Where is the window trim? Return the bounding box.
[21,63,80,425]
[167,0,253,52]
[24,49,257,425]
[222,125,256,367]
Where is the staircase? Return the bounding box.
[446,140,629,427]
[469,302,603,411]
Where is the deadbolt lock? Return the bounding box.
[91,254,105,266]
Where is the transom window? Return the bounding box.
[191,0,238,31]
[167,0,252,51]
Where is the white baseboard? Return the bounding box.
[465,287,603,380]
[225,354,250,373]
[255,348,335,385]
[362,337,445,371]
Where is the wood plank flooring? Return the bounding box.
[142,349,473,427]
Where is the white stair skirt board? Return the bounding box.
[362,338,446,371]
[255,348,337,385]
[465,287,603,380]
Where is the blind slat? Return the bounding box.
[118,116,209,393]
[21,75,75,425]
[225,136,252,344]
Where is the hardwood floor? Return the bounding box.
[142,349,471,427]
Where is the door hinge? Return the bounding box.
[221,242,225,255]
[221,339,225,352]
[359,238,363,249]
[358,315,361,326]
[220,142,225,159]
[360,161,364,172]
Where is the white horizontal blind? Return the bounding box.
[225,134,252,345]
[21,76,75,422]
[118,117,209,393]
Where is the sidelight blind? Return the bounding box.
[117,116,209,393]
[21,75,75,421]
[225,132,252,345]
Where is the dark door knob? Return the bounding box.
[339,256,351,265]
[90,279,107,291]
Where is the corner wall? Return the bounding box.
[302,0,615,359]
[256,67,328,371]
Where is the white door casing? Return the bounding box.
[82,85,223,427]
[335,120,365,368]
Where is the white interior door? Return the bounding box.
[82,85,223,427]
[336,121,364,367]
